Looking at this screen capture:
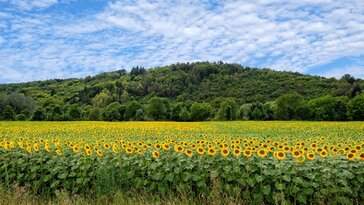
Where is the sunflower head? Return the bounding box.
[292,150,301,158]
[275,151,286,160]
[358,153,364,161]
[152,150,160,159]
[185,149,193,157]
[97,150,103,157]
[257,149,268,158]
[221,148,229,157]
[56,149,63,156]
[307,153,315,160]
[174,145,184,153]
[196,147,205,155]
[208,148,216,156]
[346,153,355,161]
[243,150,252,158]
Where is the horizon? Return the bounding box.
[0,0,363,84]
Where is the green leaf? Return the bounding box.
[255,175,264,183]
[263,184,271,195]
[166,173,174,182]
[58,173,68,179]
[297,194,307,203]
[50,180,60,189]
[174,167,181,174]
[76,177,83,184]
[283,175,291,182]
[275,182,285,191]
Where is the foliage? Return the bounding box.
[0,62,363,121]
[217,98,238,120]
[190,102,214,121]
[347,93,364,120]
[274,93,305,120]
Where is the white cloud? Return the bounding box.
[5,0,58,10]
[0,0,363,83]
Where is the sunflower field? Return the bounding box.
[0,121,364,204]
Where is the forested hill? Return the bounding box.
[0,62,363,121]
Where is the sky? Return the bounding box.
[0,0,363,84]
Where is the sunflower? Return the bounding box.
[275,151,286,160]
[174,145,184,153]
[196,147,205,155]
[319,150,328,158]
[257,149,268,158]
[162,144,170,151]
[243,150,252,158]
[346,153,355,161]
[221,148,229,157]
[86,149,92,156]
[152,150,160,159]
[18,142,24,149]
[137,150,144,155]
[185,149,193,157]
[154,143,161,150]
[26,146,32,154]
[112,146,118,154]
[97,150,103,157]
[292,150,301,158]
[208,148,217,156]
[296,156,305,164]
[358,153,364,161]
[126,148,133,155]
[72,145,80,153]
[33,143,39,152]
[56,149,63,156]
[45,145,51,153]
[307,152,315,160]
[233,149,241,157]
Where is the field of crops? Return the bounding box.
[1,121,364,204]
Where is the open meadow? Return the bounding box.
[0,121,364,204]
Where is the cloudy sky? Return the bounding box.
[0,0,363,84]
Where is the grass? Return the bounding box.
[0,183,247,205]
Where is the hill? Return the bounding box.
[0,62,363,121]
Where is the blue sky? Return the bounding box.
[0,0,363,84]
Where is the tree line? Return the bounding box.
[0,62,363,121]
[0,92,363,121]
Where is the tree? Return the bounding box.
[31,107,45,121]
[146,97,170,120]
[351,83,362,98]
[249,102,268,120]
[341,74,355,84]
[274,93,305,120]
[124,101,143,120]
[102,102,123,121]
[115,81,124,100]
[307,95,348,121]
[92,89,113,108]
[16,114,27,121]
[238,104,252,120]
[3,105,16,120]
[347,93,364,120]
[4,92,35,114]
[88,107,101,121]
[217,98,238,120]
[190,102,214,121]
[66,105,82,120]
[179,107,190,121]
